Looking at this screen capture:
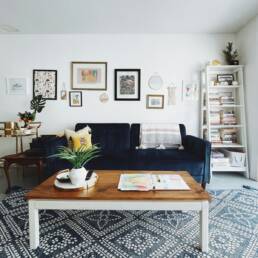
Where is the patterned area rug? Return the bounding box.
[0,189,257,258]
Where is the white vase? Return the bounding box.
[69,167,88,186]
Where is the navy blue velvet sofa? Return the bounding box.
[42,123,211,185]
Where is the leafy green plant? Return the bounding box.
[30,95,46,113]
[52,145,101,169]
[223,42,239,65]
[18,95,46,127]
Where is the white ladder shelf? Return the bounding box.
[200,65,249,177]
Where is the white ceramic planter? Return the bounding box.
[69,167,88,186]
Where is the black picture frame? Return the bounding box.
[69,91,82,107]
[33,70,57,100]
[114,69,141,101]
[217,74,234,85]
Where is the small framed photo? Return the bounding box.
[71,62,107,90]
[60,90,67,100]
[6,77,27,95]
[146,94,164,109]
[115,69,141,101]
[33,70,57,100]
[69,91,82,107]
[217,74,234,85]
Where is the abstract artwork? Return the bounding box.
[71,62,107,90]
[115,69,141,100]
[69,91,82,107]
[33,70,57,100]
[6,77,27,95]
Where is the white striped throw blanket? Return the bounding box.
[139,123,182,149]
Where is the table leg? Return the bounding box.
[200,201,209,252]
[15,136,19,154]
[36,160,43,183]
[20,136,23,153]
[3,161,11,193]
[29,200,39,249]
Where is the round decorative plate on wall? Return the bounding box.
[148,74,163,90]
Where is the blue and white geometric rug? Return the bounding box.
[0,189,257,258]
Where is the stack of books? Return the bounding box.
[210,111,221,125]
[209,92,235,105]
[221,111,237,125]
[209,93,220,105]
[220,128,237,144]
[220,92,235,105]
[210,129,221,143]
[212,151,230,167]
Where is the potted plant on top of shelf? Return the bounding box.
[223,42,239,65]
[52,145,100,186]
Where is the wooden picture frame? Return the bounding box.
[33,70,57,100]
[69,91,82,107]
[71,62,107,90]
[146,94,164,109]
[114,69,141,101]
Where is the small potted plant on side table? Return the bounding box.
[18,95,46,129]
[53,145,100,186]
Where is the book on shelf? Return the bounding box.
[118,174,190,191]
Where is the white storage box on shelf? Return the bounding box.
[222,149,246,167]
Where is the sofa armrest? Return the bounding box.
[182,135,211,184]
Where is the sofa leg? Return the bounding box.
[201,182,206,189]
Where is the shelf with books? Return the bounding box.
[212,166,247,172]
[210,124,243,129]
[200,65,248,176]
[212,143,245,148]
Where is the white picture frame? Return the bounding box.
[6,77,27,95]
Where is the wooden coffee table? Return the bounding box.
[26,170,211,252]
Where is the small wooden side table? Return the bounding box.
[3,153,45,193]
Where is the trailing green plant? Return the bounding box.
[52,145,101,169]
[18,95,46,127]
[223,42,239,65]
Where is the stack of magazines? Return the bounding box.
[118,174,190,191]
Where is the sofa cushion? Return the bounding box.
[75,123,131,155]
[130,149,204,177]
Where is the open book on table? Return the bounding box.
[118,174,190,191]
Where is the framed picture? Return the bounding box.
[146,94,164,109]
[6,77,27,95]
[183,81,199,101]
[33,70,57,100]
[115,69,141,101]
[217,74,234,85]
[69,91,82,107]
[71,62,107,90]
[60,90,67,100]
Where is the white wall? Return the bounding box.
[0,33,234,156]
[236,16,258,181]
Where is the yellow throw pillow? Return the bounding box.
[71,132,92,151]
[64,126,91,149]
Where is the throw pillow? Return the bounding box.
[71,132,92,151]
[64,126,91,149]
